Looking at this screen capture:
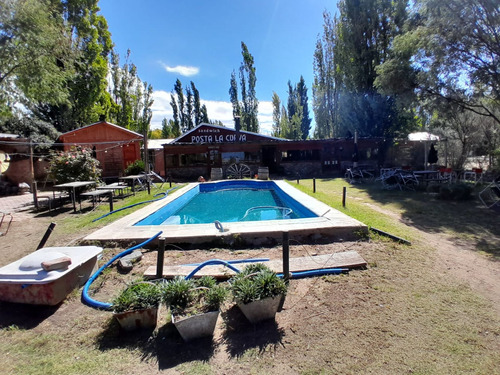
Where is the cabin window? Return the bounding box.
[179,153,207,166]
[281,149,320,161]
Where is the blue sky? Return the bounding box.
[98,0,338,135]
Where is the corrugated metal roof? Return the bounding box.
[145,139,175,149]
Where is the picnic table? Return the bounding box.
[119,174,149,194]
[53,181,96,213]
[96,182,131,198]
[79,189,113,210]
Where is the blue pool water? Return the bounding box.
[134,180,317,226]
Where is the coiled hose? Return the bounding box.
[81,231,163,310]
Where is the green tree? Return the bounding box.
[0,116,59,152]
[170,94,180,134]
[171,80,207,132]
[313,14,339,139]
[279,105,289,139]
[229,42,259,133]
[376,0,500,126]
[149,128,162,139]
[185,85,194,131]
[173,79,186,132]
[271,92,281,137]
[285,77,311,139]
[31,0,113,131]
[161,118,181,138]
[191,81,201,126]
[0,0,73,118]
[313,1,409,138]
[200,104,209,124]
[297,76,312,140]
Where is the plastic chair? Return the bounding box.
[479,180,500,209]
[345,168,364,184]
[398,170,419,190]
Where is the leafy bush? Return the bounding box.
[47,146,101,184]
[230,263,287,304]
[112,281,161,313]
[124,159,145,176]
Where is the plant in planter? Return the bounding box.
[112,281,161,331]
[229,263,287,324]
[161,276,228,341]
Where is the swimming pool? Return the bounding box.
[84,180,368,246]
[135,180,317,225]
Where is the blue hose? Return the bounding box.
[181,258,270,267]
[92,186,179,222]
[81,231,163,310]
[184,259,242,280]
[183,261,349,280]
[277,268,349,279]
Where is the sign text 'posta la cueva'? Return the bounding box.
[191,132,247,144]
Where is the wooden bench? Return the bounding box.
[79,189,113,209]
[97,183,131,198]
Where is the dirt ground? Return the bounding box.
[3,204,498,315]
[0,202,499,374]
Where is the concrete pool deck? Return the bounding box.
[83,180,368,246]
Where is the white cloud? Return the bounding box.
[151,90,273,135]
[160,62,199,77]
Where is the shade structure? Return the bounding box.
[408,132,440,142]
[408,132,441,169]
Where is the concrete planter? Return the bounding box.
[172,310,220,342]
[237,295,283,324]
[113,307,158,331]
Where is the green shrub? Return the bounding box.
[124,159,145,176]
[47,146,101,184]
[161,276,228,315]
[230,263,287,304]
[161,277,195,311]
[112,281,161,313]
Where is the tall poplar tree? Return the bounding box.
[271,92,281,137]
[313,1,408,138]
[229,42,259,133]
[297,76,312,140]
[173,79,186,132]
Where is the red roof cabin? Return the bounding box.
[58,121,142,179]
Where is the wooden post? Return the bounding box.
[313,178,316,193]
[278,231,290,312]
[108,191,113,212]
[342,186,346,207]
[37,222,56,250]
[29,139,34,184]
[282,231,290,283]
[32,181,38,209]
[156,238,165,279]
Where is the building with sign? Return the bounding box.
[162,123,384,180]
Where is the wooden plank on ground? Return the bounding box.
[144,250,367,279]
